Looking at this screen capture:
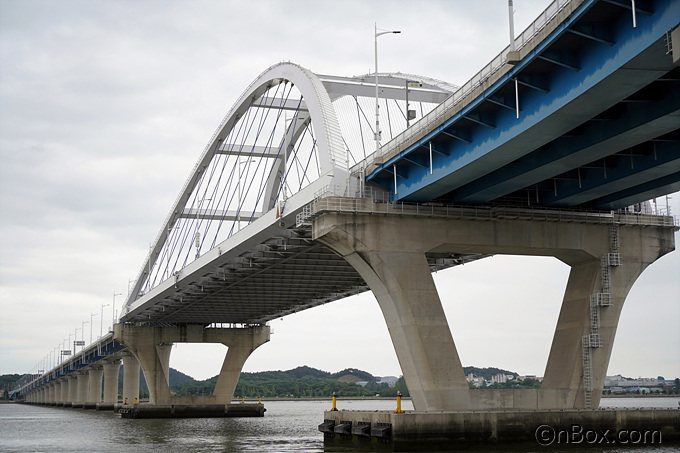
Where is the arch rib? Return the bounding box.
[125,62,347,309]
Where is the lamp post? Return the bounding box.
[112,292,122,329]
[374,23,400,156]
[81,320,88,350]
[90,312,97,344]
[404,80,422,128]
[73,327,80,355]
[100,303,109,339]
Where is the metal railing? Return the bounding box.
[297,193,679,229]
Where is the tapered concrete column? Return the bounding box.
[75,372,89,407]
[55,381,62,404]
[102,360,121,404]
[58,380,66,404]
[542,226,672,408]
[212,331,270,404]
[67,375,77,405]
[122,354,140,405]
[87,366,103,404]
[316,242,469,410]
[114,324,270,405]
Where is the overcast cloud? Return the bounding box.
[1,0,678,381]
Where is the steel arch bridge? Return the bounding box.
[121,0,680,327]
[14,0,680,406]
[121,62,465,325]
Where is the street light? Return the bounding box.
[100,302,109,339]
[81,320,89,348]
[73,327,80,355]
[90,312,98,344]
[112,292,122,329]
[404,80,422,128]
[374,23,401,156]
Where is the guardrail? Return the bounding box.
[297,195,679,229]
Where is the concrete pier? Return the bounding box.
[97,359,121,410]
[84,366,103,409]
[314,209,675,411]
[320,409,680,450]
[112,324,270,417]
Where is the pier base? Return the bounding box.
[118,403,266,419]
[320,409,680,450]
[96,403,116,411]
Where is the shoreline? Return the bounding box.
[601,393,678,398]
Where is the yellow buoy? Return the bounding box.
[395,391,405,414]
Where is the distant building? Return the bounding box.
[466,373,485,387]
[604,375,664,391]
[491,373,515,384]
[518,375,543,382]
[377,376,399,387]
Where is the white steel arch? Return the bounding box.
[126,62,348,308]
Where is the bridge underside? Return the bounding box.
[122,228,485,325]
[368,0,680,209]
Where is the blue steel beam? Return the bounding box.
[591,171,680,209]
[366,0,680,210]
[543,141,680,206]
[449,80,680,203]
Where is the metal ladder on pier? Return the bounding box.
[582,224,619,408]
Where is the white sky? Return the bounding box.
[1,0,678,382]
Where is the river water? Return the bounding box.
[0,397,677,452]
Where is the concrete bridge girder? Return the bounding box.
[313,211,675,411]
[113,324,270,406]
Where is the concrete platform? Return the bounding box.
[96,403,116,411]
[118,403,266,419]
[320,409,680,450]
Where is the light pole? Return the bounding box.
[375,23,400,156]
[67,333,74,368]
[90,312,97,344]
[73,327,80,355]
[81,320,88,349]
[404,80,422,128]
[112,292,122,329]
[100,302,109,339]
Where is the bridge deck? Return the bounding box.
[366,0,680,209]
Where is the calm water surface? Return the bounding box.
[0,398,677,452]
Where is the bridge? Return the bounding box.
[13,0,680,440]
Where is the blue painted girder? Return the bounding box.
[453,80,680,204]
[367,0,680,209]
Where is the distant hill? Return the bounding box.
[170,368,196,386]
[331,368,376,382]
[167,365,399,398]
[1,364,525,400]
